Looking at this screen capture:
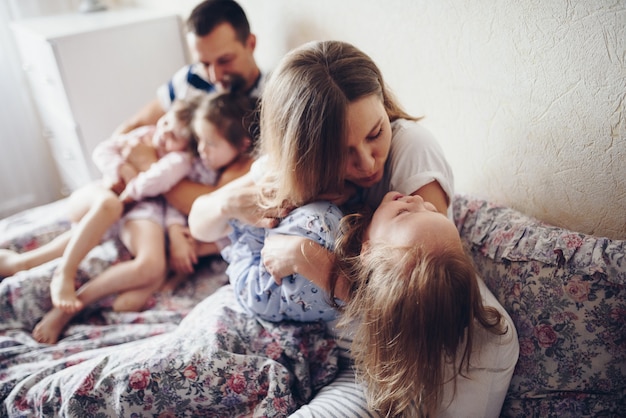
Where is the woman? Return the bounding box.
[189,39,454,298]
[190,40,517,416]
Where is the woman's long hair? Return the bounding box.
[257,40,419,208]
[334,213,506,417]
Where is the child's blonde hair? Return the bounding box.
[258,40,419,208]
[335,213,507,417]
[170,98,201,153]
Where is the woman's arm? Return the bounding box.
[188,173,286,243]
[412,180,449,216]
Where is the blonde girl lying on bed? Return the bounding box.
[330,190,519,417]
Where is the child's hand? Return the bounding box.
[168,225,197,274]
[106,178,126,196]
[118,162,138,185]
[261,234,307,285]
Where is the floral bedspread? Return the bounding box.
[453,194,626,418]
[0,199,339,417]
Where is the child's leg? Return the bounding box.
[0,182,112,278]
[0,231,71,277]
[33,219,166,343]
[51,191,123,314]
[103,218,167,312]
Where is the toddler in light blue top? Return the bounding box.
[222,201,342,322]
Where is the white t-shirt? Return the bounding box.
[362,118,455,218]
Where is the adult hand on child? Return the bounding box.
[261,234,307,285]
[227,185,292,229]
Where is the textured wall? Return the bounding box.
[136,0,626,239]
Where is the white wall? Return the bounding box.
[13,0,626,239]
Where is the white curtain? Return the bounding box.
[0,0,64,218]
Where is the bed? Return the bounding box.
[0,198,340,417]
[1,195,624,417]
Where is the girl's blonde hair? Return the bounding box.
[334,213,507,417]
[170,98,201,153]
[193,91,259,155]
[258,40,419,208]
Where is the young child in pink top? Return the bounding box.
[0,91,257,344]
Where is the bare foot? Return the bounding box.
[32,308,73,344]
[50,268,83,314]
[0,249,25,277]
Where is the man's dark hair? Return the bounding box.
[187,0,251,43]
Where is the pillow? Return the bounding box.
[453,194,625,417]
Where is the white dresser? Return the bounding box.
[10,9,189,193]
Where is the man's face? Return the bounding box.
[190,22,258,92]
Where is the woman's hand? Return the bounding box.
[168,224,197,274]
[189,173,290,243]
[262,235,350,301]
[226,184,290,229]
[261,234,308,285]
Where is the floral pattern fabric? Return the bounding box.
[453,195,626,418]
[0,199,338,417]
[2,195,624,417]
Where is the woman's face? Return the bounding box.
[195,119,240,171]
[364,191,460,249]
[344,95,392,188]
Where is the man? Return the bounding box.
[118,0,264,214]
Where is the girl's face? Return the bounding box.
[153,111,190,154]
[195,119,241,171]
[344,95,392,188]
[364,191,460,249]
